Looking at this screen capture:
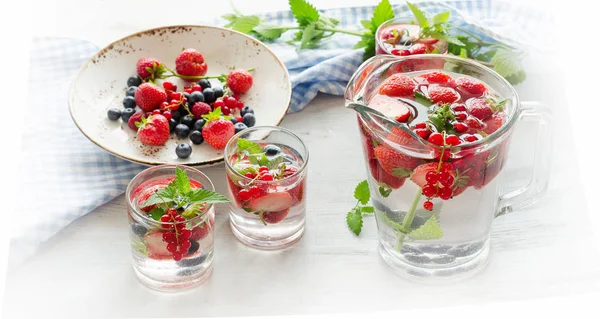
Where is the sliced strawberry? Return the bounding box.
[127,111,144,132]
[189,217,215,242]
[374,144,420,176]
[388,126,421,148]
[378,74,416,97]
[136,184,167,212]
[421,71,452,84]
[249,192,293,212]
[369,159,406,189]
[428,86,460,104]
[368,95,413,122]
[288,181,304,205]
[144,231,171,260]
[483,113,503,135]
[466,97,493,121]
[465,115,485,134]
[263,209,289,224]
[410,162,440,188]
[409,43,432,55]
[455,77,487,97]
[361,133,376,160]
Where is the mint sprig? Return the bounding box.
[346,180,375,236]
[408,215,443,240]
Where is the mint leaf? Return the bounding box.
[426,31,465,46]
[230,15,261,34]
[408,215,444,240]
[143,186,177,207]
[253,24,284,40]
[379,186,392,198]
[186,188,230,204]
[392,168,412,178]
[353,180,370,205]
[299,22,317,49]
[414,90,433,107]
[361,206,374,213]
[459,48,468,58]
[504,70,527,85]
[346,208,363,236]
[370,0,394,33]
[132,241,148,255]
[234,165,258,176]
[432,11,450,25]
[238,138,263,154]
[289,0,320,26]
[174,167,191,194]
[149,207,165,221]
[491,48,525,79]
[266,155,284,170]
[360,20,372,30]
[406,2,430,28]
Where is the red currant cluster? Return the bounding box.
[213,96,245,116]
[160,208,192,261]
[422,162,455,211]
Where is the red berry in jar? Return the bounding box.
[438,187,453,200]
[451,103,467,112]
[414,128,430,139]
[454,122,468,133]
[238,189,251,201]
[422,184,437,197]
[414,122,427,129]
[428,132,444,145]
[454,111,468,121]
[463,134,478,142]
[423,201,434,210]
[445,134,461,146]
[425,171,439,184]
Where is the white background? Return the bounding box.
[0,0,599,318]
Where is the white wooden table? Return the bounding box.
[4,0,600,318]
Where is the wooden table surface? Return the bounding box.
[4,0,600,318]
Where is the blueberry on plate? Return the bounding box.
[121,108,135,122]
[127,76,142,87]
[190,91,204,103]
[169,118,178,133]
[125,86,137,97]
[123,96,136,109]
[171,110,182,121]
[230,116,238,124]
[193,119,206,131]
[175,124,190,138]
[240,106,254,117]
[184,92,191,101]
[107,108,122,121]
[176,143,192,159]
[202,88,215,104]
[198,79,211,89]
[234,122,248,133]
[213,86,224,98]
[264,145,281,156]
[189,130,204,145]
[180,115,196,129]
[131,223,147,237]
[242,113,256,127]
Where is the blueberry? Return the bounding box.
[171,110,182,121]
[399,36,412,46]
[193,119,206,131]
[107,108,122,121]
[122,96,136,108]
[131,223,147,237]
[180,105,190,116]
[121,108,135,122]
[189,91,204,104]
[175,124,190,138]
[198,79,211,89]
[176,143,192,158]
[230,117,238,124]
[202,88,215,104]
[187,240,200,255]
[176,253,206,268]
[213,86,224,98]
[189,130,204,145]
[283,154,294,163]
[125,86,137,97]
[180,115,196,129]
[127,76,142,87]
[242,113,256,127]
[169,118,178,133]
[184,92,191,101]
[234,122,248,133]
[264,145,281,156]
[240,106,254,117]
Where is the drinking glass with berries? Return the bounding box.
[345,54,552,280]
[224,126,309,249]
[126,165,229,291]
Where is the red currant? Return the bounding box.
[236,115,243,123]
[415,128,430,139]
[451,103,467,112]
[235,101,244,109]
[454,122,468,133]
[439,171,451,183]
[259,166,269,173]
[423,201,434,210]
[425,171,439,184]
[245,172,256,178]
[171,92,183,101]
[438,187,453,200]
[172,252,183,261]
[160,215,171,222]
[167,243,177,253]
[238,189,251,201]
[445,134,461,146]
[225,96,237,108]
[422,184,437,197]
[163,232,175,242]
[180,229,191,239]
[176,223,186,230]
[222,106,231,115]
[180,240,191,251]
[260,174,274,181]
[214,99,225,108]
[400,50,410,56]
[428,133,444,145]
[454,111,468,121]
[391,49,401,56]
[440,175,454,187]
[414,122,427,129]
[232,93,241,101]
[440,162,453,172]
[163,111,172,121]
[249,186,261,197]
[463,134,478,142]
[152,109,161,115]
[160,101,169,109]
[192,84,202,92]
[185,88,192,94]
[163,81,175,91]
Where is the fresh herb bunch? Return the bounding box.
[223,0,527,85]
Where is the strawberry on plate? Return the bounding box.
[134,83,167,112]
[136,57,165,81]
[136,114,170,146]
[428,86,460,104]
[378,74,416,97]
[227,69,253,95]
[175,48,208,77]
[374,144,420,176]
[201,107,235,149]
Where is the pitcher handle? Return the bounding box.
[496,101,553,217]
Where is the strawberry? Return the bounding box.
[175,48,208,77]
[263,209,290,224]
[465,115,485,134]
[422,71,452,84]
[455,77,487,97]
[249,191,293,212]
[428,86,460,104]
[227,69,254,95]
[409,43,432,55]
[288,180,305,205]
[483,113,503,135]
[374,144,420,176]
[134,83,167,112]
[201,107,235,149]
[388,126,421,148]
[466,97,493,121]
[128,111,145,131]
[410,162,441,188]
[191,102,211,119]
[144,231,171,260]
[189,217,215,242]
[369,159,406,189]
[136,114,170,146]
[136,184,166,212]
[227,176,244,207]
[378,74,416,97]
[136,57,165,81]
[368,95,413,122]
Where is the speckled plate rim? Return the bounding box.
[68,24,291,167]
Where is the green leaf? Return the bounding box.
[406,2,430,28]
[237,138,263,154]
[221,13,238,22]
[370,0,395,33]
[491,48,525,78]
[504,69,527,85]
[266,155,284,170]
[299,22,317,49]
[459,48,468,58]
[353,180,370,205]
[148,207,165,221]
[426,31,465,46]
[253,24,284,40]
[174,167,191,194]
[142,186,177,207]
[361,206,375,213]
[230,15,261,34]
[432,11,450,25]
[392,168,412,178]
[234,165,258,176]
[379,186,392,198]
[360,20,372,30]
[289,0,320,26]
[408,215,444,240]
[346,208,363,236]
[353,36,371,49]
[186,188,230,204]
[414,90,433,107]
[132,241,148,255]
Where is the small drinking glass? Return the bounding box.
[224,126,309,249]
[375,17,449,56]
[127,164,217,292]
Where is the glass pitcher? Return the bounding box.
[344,54,552,281]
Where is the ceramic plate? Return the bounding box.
[69,25,291,166]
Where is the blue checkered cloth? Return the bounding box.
[11,0,553,266]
